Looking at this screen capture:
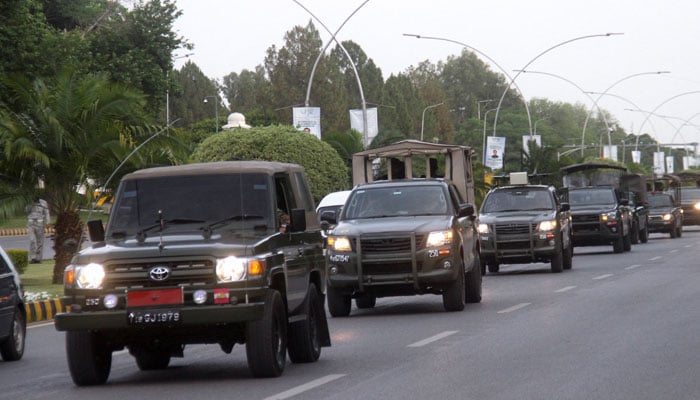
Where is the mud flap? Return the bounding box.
[318,293,332,347]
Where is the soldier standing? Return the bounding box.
[27,198,50,263]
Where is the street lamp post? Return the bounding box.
[581,71,669,154]
[295,0,371,147]
[477,99,494,120]
[166,52,193,129]
[492,33,622,138]
[533,117,549,136]
[203,96,219,133]
[421,102,444,141]
[403,34,533,131]
[482,108,498,162]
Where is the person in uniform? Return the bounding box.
[27,198,50,263]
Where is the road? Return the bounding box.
[3,229,700,400]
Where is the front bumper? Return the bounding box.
[54,302,264,331]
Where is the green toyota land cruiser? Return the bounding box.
[54,161,330,386]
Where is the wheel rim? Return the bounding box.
[273,311,285,366]
[12,317,24,353]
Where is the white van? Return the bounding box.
[316,190,351,222]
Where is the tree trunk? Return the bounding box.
[52,210,83,284]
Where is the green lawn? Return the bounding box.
[20,260,63,300]
[0,209,108,229]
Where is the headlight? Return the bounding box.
[328,236,352,252]
[600,211,617,221]
[477,223,490,234]
[216,256,246,282]
[663,213,672,221]
[73,263,105,289]
[427,230,453,247]
[537,220,557,231]
[694,202,700,210]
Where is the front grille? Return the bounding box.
[495,223,534,235]
[363,262,415,275]
[572,214,599,223]
[105,259,216,290]
[360,234,424,254]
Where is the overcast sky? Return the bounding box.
[173,0,700,146]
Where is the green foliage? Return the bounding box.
[6,249,28,274]
[191,125,349,201]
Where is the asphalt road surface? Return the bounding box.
[3,228,700,400]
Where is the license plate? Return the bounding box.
[127,288,183,307]
[128,309,181,325]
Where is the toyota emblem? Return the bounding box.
[149,266,170,281]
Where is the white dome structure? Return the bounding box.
[222,112,251,129]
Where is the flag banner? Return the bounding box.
[349,108,378,147]
[485,136,506,170]
[293,107,321,138]
[522,135,541,155]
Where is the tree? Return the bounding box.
[169,61,225,129]
[221,66,272,115]
[0,70,154,283]
[191,125,349,200]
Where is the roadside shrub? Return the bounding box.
[6,249,28,274]
[191,125,349,201]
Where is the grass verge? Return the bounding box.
[20,260,63,300]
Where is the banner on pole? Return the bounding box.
[349,108,378,147]
[522,135,541,155]
[653,152,665,175]
[485,136,506,170]
[665,156,674,174]
[293,107,321,139]
[631,150,641,164]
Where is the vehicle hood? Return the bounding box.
[73,230,281,264]
[648,206,675,215]
[569,204,616,214]
[332,215,452,236]
[479,210,556,224]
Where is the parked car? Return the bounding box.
[0,246,26,361]
[647,193,683,238]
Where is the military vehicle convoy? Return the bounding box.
[55,161,330,385]
[321,140,482,316]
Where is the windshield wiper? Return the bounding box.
[200,214,265,238]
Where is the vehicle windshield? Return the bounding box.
[107,173,273,237]
[648,194,673,208]
[481,188,554,213]
[343,186,448,219]
[680,187,700,202]
[568,188,616,206]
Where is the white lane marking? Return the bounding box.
[263,374,347,400]
[497,302,531,314]
[407,330,459,347]
[669,249,678,253]
[649,256,662,261]
[625,264,641,270]
[593,274,614,280]
[555,286,576,293]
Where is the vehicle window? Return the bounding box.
[568,189,616,206]
[108,173,273,234]
[293,171,315,211]
[648,195,673,207]
[344,186,447,219]
[481,189,553,213]
[0,254,10,274]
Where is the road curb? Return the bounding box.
[25,298,63,322]
[0,227,55,237]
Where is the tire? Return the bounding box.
[670,226,677,238]
[327,285,351,317]
[487,262,500,274]
[550,245,563,273]
[464,252,482,303]
[132,348,171,370]
[612,233,624,253]
[676,224,683,238]
[639,226,648,243]
[442,265,465,312]
[288,283,322,363]
[562,241,573,270]
[354,292,376,309]
[623,231,632,251]
[631,220,639,244]
[0,309,25,361]
[246,290,287,378]
[66,331,112,386]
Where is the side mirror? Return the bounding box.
[87,219,105,242]
[289,208,306,232]
[458,203,475,218]
[560,203,570,212]
[319,210,337,225]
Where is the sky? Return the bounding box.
[172,0,700,148]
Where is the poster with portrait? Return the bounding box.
[665,156,675,174]
[293,107,321,139]
[653,151,665,175]
[485,136,506,170]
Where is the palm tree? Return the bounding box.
[0,69,157,283]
